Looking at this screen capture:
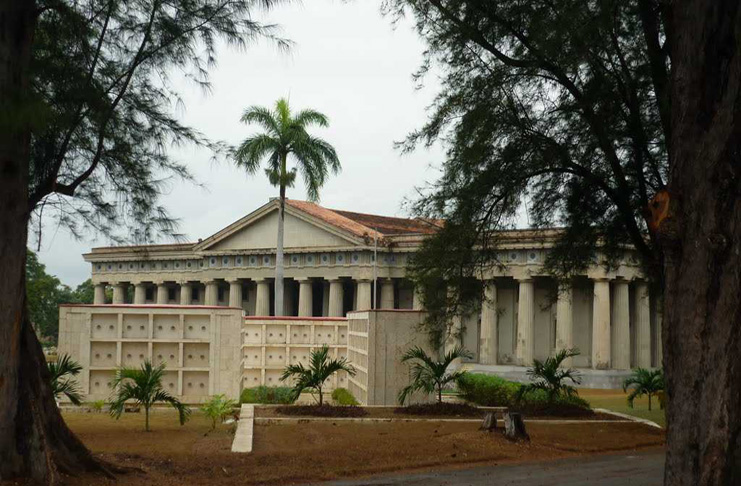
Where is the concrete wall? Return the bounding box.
[58,305,243,403]
[241,316,350,390]
[346,310,436,406]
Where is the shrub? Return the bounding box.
[89,400,106,412]
[331,388,359,406]
[201,394,237,431]
[281,345,356,406]
[456,373,520,406]
[240,386,294,404]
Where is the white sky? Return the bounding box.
[34,0,448,287]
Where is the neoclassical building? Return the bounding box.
[84,198,662,373]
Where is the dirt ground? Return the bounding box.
[3,411,665,486]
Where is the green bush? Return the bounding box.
[456,373,591,415]
[240,386,294,404]
[456,373,520,406]
[331,387,359,406]
[89,399,106,412]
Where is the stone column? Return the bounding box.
[205,280,219,306]
[412,285,424,310]
[94,283,106,304]
[156,283,169,304]
[133,283,147,304]
[515,278,535,366]
[592,278,611,369]
[612,280,631,369]
[328,279,344,317]
[380,278,395,309]
[635,281,652,368]
[180,282,192,305]
[112,283,126,304]
[356,280,372,310]
[255,279,270,316]
[479,280,498,365]
[229,279,242,308]
[322,281,330,316]
[555,282,573,365]
[298,279,313,317]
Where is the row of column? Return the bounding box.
[477,278,658,370]
[96,277,408,317]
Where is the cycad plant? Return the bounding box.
[109,360,190,431]
[516,348,582,404]
[235,98,340,316]
[280,345,355,406]
[623,368,664,411]
[398,345,473,405]
[48,354,83,405]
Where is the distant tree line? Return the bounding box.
[26,250,94,345]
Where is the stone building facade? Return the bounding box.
[84,198,662,374]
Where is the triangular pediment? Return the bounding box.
[195,201,364,252]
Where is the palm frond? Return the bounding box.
[293,109,329,128]
[241,106,281,136]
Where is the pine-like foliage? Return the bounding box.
[398,345,472,405]
[384,0,670,346]
[280,345,355,406]
[109,360,191,431]
[48,354,84,405]
[623,367,664,411]
[27,0,288,245]
[516,348,582,404]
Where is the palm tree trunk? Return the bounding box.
[648,394,652,412]
[274,154,286,317]
[318,386,323,406]
[145,406,150,432]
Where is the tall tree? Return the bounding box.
[384,0,741,483]
[235,98,341,316]
[0,0,284,482]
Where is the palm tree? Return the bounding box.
[280,345,355,406]
[623,368,664,411]
[398,345,473,405]
[200,394,237,432]
[48,354,83,405]
[109,360,190,431]
[235,98,341,316]
[516,348,582,404]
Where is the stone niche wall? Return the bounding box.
[58,305,243,403]
[346,310,435,406]
[240,317,350,390]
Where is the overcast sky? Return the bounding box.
[35,0,448,287]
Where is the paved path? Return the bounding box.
[317,450,665,486]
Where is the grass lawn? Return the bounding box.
[579,388,665,427]
[54,409,664,485]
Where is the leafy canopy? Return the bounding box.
[235,98,341,201]
[384,0,670,345]
[280,345,355,406]
[27,0,287,246]
[48,354,84,405]
[516,348,582,404]
[398,345,472,405]
[109,359,190,430]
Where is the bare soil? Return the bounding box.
[0,411,665,486]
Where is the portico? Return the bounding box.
[84,198,663,375]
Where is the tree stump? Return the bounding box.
[479,411,497,431]
[503,412,529,441]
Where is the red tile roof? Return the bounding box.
[284,200,440,239]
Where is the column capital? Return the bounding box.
[297,278,313,284]
[354,278,372,284]
[227,278,241,285]
[515,277,534,283]
[328,278,343,284]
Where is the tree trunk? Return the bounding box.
[275,173,286,317]
[0,1,108,482]
[663,2,741,485]
[648,394,652,412]
[145,407,150,432]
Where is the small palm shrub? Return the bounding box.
[280,345,356,406]
[89,400,106,412]
[398,345,473,405]
[516,348,582,405]
[623,368,664,411]
[109,360,191,431]
[331,387,359,406]
[240,386,295,404]
[48,354,83,405]
[201,394,237,431]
